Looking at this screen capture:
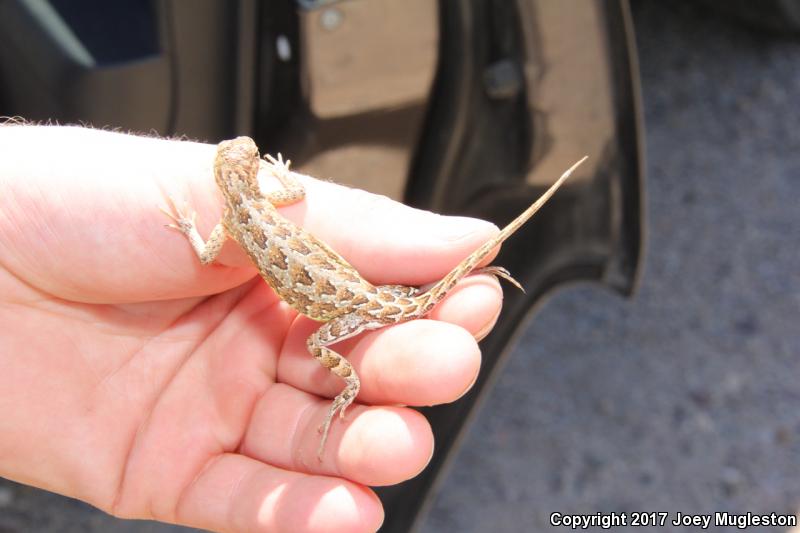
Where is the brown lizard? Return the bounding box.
[162,136,586,459]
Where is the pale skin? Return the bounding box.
[0,125,506,532]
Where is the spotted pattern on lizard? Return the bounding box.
[162,136,587,459]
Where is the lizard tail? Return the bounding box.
[415,156,587,313]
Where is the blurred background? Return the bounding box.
[423,1,800,531]
[0,0,798,532]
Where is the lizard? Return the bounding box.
[161,136,587,459]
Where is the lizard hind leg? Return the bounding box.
[307,315,369,459]
[314,348,359,460]
[473,265,525,292]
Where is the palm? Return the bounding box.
[0,126,504,532]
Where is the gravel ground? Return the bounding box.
[1,1,798,532]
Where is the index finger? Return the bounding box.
[0,126,499,304]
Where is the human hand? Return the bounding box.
[0,126,504,532]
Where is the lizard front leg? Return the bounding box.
[308,313,377,459]
[161,196,227,264]
[261,153,305,207]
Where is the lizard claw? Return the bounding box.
[265,152,291,171]
[159,207,182,230]
[160,196,199,235]
[316,378,359,460]
[473,266,525,293]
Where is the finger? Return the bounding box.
[423,273,505,339]
[276,274,499,405]
[0,126,253,303]
[283,319,482,407]
[174,453,384,533]
[239,384,434,486]
[276,175,500,287]
[0,126,500,303]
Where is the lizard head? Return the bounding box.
[214,136,262,201]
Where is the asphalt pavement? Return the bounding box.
[1,1,798,532]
